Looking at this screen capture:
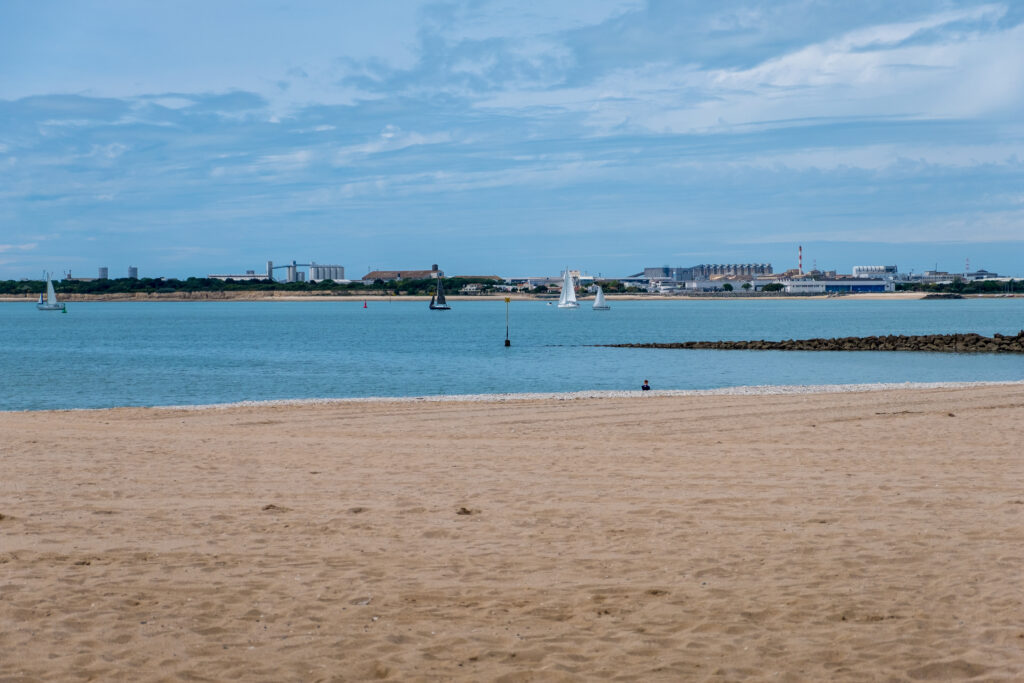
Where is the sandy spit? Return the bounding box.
[2,384,1024,681]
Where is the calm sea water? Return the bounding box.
[2,299,1022,411]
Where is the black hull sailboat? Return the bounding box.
[429,274,450,310]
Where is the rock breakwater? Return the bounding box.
[604,332,1024,354]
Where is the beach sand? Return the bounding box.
[2,385,1023,680]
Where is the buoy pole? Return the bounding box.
[504,296,511,346]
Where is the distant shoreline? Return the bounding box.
[0,291,948,303]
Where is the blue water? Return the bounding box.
[2,299,1022,410]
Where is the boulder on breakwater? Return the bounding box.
[603,331,1024,354]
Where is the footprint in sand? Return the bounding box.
[907,660,989,680]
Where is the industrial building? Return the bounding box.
[685,263,773,279]
[780,279,894,294]
[264,260,346,283]
[964,269,1000,280]
[309,263,345,281]
[361,265,443,284]
[207,270,271,282]
[206,260,345,283]
[852,265,899,278]
[633,264,773,281]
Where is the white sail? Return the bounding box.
[36,271,66,311]
[593,285,610,310]
[558,268,579,308]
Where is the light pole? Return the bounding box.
[504,296,511,347]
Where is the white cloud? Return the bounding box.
[476,5,1024,134]
[147,96,195,110]
[0,242,38,253]
[257,150,313,169]
[333,127,453,165]
[734,208,1024,244]
[39,119,98,128]
[694,142,1024,172]
[327,158,611,199]
[211,150,314,178]
[90,143,128,159]
[436,0,644,42]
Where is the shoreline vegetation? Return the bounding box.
[1,276,1021,303]
[605,332,1024,354]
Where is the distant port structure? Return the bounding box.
[633,264,773,280]
[208,260,345,283]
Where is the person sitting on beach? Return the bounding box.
[641,379,651,391]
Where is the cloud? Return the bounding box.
[733,207,1024,245]
[3,3,1024,277]
[328,158,612,199]
[0,242,38,253]
[333,126,454,165]
[476,4,1024,133]
[688,141,1024,172]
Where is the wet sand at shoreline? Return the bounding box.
[2,385,1023,680]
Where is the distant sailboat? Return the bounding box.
[36,273,66,312]
[429,274,450,310]
[557,268,579,309]
[592,285,610,310]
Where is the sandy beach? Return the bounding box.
[2,384,1023,680]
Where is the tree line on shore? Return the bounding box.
[2,276,1019,297]
[0,276,505,296]
[896,280,1022,294]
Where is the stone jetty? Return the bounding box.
[604,331,1024,354]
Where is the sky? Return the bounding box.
[2,0,1024,279]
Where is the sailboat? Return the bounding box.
[557,268,579,309]
[37,272,66,312]
[592,285,610,310]
[429,274,450,310]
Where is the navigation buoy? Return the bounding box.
[363,301,367,308]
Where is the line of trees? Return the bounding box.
[0,276,506,296]
[5,276,1017,297]
[896,279,1022,294]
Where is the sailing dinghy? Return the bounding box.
[592,285,610,310]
